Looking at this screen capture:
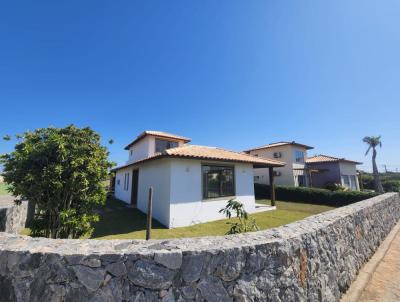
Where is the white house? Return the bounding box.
[244,141,314,187]
[112,131,284,228]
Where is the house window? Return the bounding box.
[254,176,260,181]
[341,175,350,188]
[350,175,357,190]
[294,150,305,163]
[342,175,358,190]
[130,150,133,157]
[155,139,179,153]
[123,173,130,191]
[117,179,120,186]
[202,165,235,199]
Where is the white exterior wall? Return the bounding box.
[168,159,255,228]
[127,136,188,164]
[250,145,293,186]
[127,136,153,163]
[137,159,171,227]
[339,162,360,191]
[250,145,309,187]
[115,157,257,228]
[114,166,133,203]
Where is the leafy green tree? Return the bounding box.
[219,199,259,234]
[363,136,384,193]
[0,125,113,238]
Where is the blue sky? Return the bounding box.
[1,1,399,172]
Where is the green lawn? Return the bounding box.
[0,183,10,196]
[86,198,336,240]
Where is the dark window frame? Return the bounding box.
[155,138,179,153]
[201,164,236,200]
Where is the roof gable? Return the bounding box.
[245,141,314,152]
[306,154,362,165]
[124,131,191,150]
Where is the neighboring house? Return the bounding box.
[306,155,362,191]
[244,141,314,187]
[112,131,284,228]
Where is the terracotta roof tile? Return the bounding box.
[245,141,314,152]
[164,145,285,166]
[113,145,285,171]
[306,154,362,165]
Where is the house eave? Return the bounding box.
[111,154,285,172]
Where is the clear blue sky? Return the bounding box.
[1,1,399,172]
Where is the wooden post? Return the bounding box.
[146,187,153,240]
[308,169,313,188]
[269,167,276,207]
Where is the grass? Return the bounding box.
[84,198,336,240]
[0,182,10,196]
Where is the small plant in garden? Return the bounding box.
[0,125,114,239]
[219,199,259,234]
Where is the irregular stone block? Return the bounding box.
[154,251,182,270]
[198,276,232,302]
[127,260,176,290]
[72,265,105,292]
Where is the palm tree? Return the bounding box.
[363,136,384,193]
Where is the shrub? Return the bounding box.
[382,180,400,192]
[0,125,113,238]
[219,199,259,234]
[324,182,347,192]
[255,184,378,207]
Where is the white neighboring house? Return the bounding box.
[244,141,314,187]
[112,131,284,228]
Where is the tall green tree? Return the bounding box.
[363,136,384,193]
[0,125,113,238]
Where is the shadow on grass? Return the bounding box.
[91,197,168,238]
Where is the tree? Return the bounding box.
[219,199,259,234]
[363,136,384,193]
[0,125,113,238]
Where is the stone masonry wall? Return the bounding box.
[0,200,28,234]
[0,193,399,302]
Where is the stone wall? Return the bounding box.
[0,200,28,234]
[0,193,399,302]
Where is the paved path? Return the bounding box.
[342,221,400,302]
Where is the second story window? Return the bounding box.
[294,150,305,163]
[155,139,179,153]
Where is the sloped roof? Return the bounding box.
[124,131,191,150]
[113,145,285,171]
[245,141,314,152]
[306,154,362,165]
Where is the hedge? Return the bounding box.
[254,184,379,207]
